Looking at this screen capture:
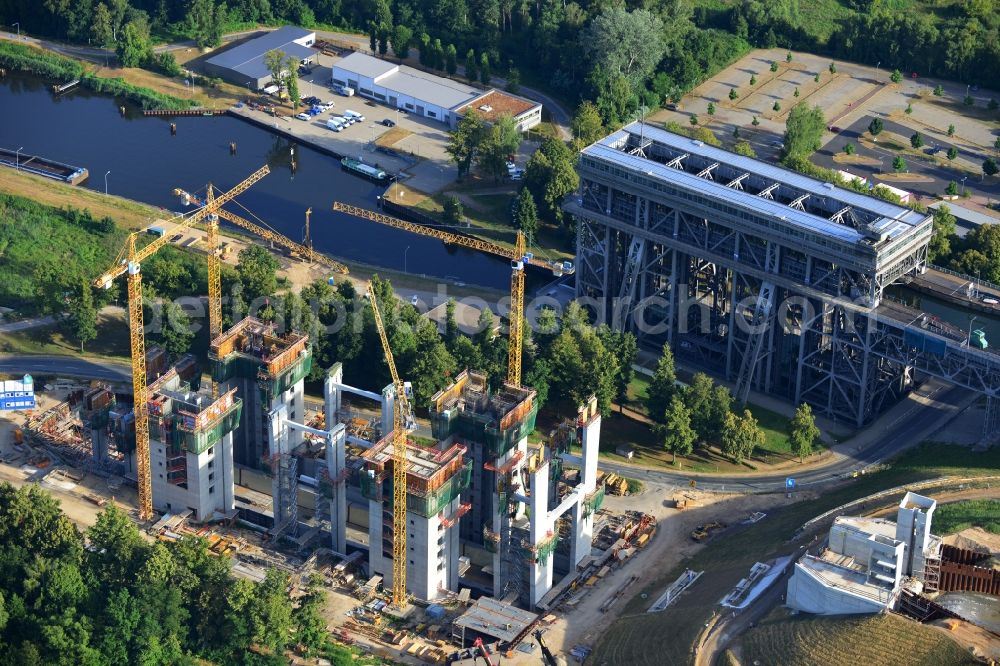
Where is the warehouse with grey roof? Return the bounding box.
[203,26,316,90]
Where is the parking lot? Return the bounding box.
[231,50,460,194]
[652,47,1000,205]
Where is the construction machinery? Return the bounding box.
[533,629,559,666]
[175,186,349,341]
[332,202,573,386]
[94,165,271,520]
[472,638,496,666]
[366,281,411,608]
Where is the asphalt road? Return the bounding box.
[598,382,971,493]
[0,354,132,382]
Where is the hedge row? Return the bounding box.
[0,42,195,110]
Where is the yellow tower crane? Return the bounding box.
[366,281,411,608]
[94,165,270,520]
[174,187,349,342]
[332,202,572,386]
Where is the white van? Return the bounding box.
[344,109,366,122]
[326,117,344,132]
[336,85,355,97]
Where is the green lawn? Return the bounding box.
[932,499,1000,535]
[742,607,976,666]
[0,310,131,360]
[589,442,1000,666]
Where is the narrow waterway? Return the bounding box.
[0,73,509,290]
[886,285,1000,347]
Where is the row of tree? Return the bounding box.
[644,344,819,464]
[0,482,337,665]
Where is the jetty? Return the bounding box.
[0,148,88,185]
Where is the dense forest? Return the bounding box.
[0,482,378,665]
[2,1,998,126]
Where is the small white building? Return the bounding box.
[330,52,542,130]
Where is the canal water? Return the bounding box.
[934,591,1000,634]
[886,285,1000,348]
[0,73,509,290]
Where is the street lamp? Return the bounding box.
[15,146,23,171]
[874,61,880,83]
[11,22,19,38]
[104,170,111,194]
[961,175,968,196]
[967,316,978,348]
[404,245,411,273]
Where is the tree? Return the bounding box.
[729,88,738,101]
[928,204,956,262]
[443,195,464,226]
[721,409,764,464]
[479,52,491,85]
[752,115,760,126]
[947,147,958,160]
[844,142,856,155]
[391,25,412,59]
[524,137,579,226]
[750,74,757,85]
[369,24,377,53]
[67,279,97,352]
[910,132,924,148]
[772,101,781,112]
[793,87,800,97]
[646,343,676,425]
[158,300,194,353]
[582,7,666,87]
[446,110,487,178]
[511,188,538,243]
[478,114,522,182]
[985,157,999,176]
[264,49,287,87]
[465,48,477,82]
[770,61,778,72]
[893,155,906,172]
[891,68,902,83]
[947,123,956,136]
[990,99,999,111]
[814,73,820,83]
[786,51,793,63]
[445,44,457,76]
[933,84,944,96]
[117,18,152,68]
[548,303,618,414]
[689,114,699,125]
[829,62,836,74]
[658,396,696,463]
[945,180,959,196]
[964,94,974,106]
[783,104,824,159]
[505,67,521,94]
[572,101,604,145]
[733,126,740,139]
[905,102,913,114]
[706,102,715,116]
[788,403,820,461]
[599,327,637,412]
[683,372,714,442]
[236,245,279,302]
[734,140,756,157]
[188,0,224,48]
[91,3,114,47]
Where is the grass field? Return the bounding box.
[932,499,1000,535]
[741,608,977,666]
[0,310,131,360]
[587,442,1000,666]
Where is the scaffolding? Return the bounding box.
[209,317,312,401]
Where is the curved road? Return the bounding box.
[595,381,972,493]
[2,353,974,493]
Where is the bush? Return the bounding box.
[153,52,182,77]
[0,42,83,80]
[80,73,195,110]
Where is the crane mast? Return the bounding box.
[366,282,410,607]
[332,202,570,387]
[94,165,270,520]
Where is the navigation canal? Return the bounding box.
[0,74,510,290]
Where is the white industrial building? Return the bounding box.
[786,491,939,615]
[330,52,542,130]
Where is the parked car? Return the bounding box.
[411,295,420,306]
[344,109,366,122]
[303,96,320,105]
[382,118,396,127]
[295,112,310,121]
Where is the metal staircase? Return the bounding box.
[616,236,646,324]
[734,281,776,404]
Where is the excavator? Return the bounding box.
[533,629,560,666]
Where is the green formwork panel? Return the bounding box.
[258,356,313,402]
[432,402,539,459]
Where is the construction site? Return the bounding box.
[0,162,665,664]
